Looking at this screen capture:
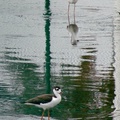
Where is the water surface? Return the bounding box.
[0,0,120,119]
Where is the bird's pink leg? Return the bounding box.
[40,110,44,120]
[48,109,50,120]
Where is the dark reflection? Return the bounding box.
[61,55,115,119]
[0,52,44,115]
[44,0,52,94]
[61,28,115,119]
[67,3,79,45]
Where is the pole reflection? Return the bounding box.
[44,0,52,94]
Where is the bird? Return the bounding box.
[68,0,78,23]
[25,86,62,120]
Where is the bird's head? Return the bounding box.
[53,86,62,95]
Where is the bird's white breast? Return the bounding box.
[40,96,61,110]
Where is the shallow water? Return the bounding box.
[0,0,120,119]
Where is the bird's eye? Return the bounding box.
[56,88,59,91]
[54,86,61,91]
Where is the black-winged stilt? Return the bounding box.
[25,86,62,120]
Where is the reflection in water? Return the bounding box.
[62,47,114,119]
[64,1,115,118]
[113,14,120,119]
[0,51,42,115]
[0,0,116,119]
[67,24,79,45]
[67,3,79,45]
[68,0,78,22]
[44,0,52,94]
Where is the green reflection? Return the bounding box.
[60,53,115,119]
[44,0,52,94]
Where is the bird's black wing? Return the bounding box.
[26,94,54,105]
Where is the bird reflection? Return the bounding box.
[67,24,79,45]
[68,0,78,22]
[67,0,79,45]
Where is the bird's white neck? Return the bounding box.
[53,90,61,99]
[53,91,61,105]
